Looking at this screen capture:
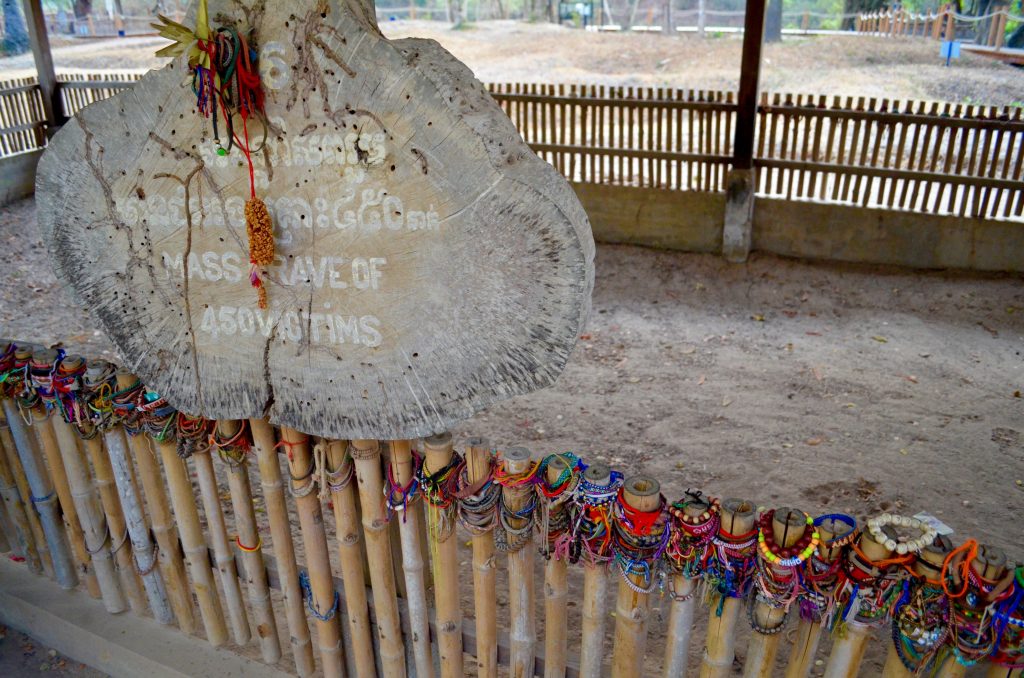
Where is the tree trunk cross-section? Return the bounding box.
[36,0,594,440]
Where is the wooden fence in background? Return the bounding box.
[2,73,1023,221]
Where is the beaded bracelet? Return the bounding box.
[866,513,936,554]
[757,510,820,567]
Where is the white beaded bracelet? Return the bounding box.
[865,513,937,555]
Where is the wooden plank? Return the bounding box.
[734,0,769,171]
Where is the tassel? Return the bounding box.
[246,197,274,309]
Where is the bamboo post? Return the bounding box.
[114,370,195,634]
[700,498,758,678]
[0,421,41,572]
[543,455,571,678]
[880,536,952,677]
[465,437,497,678]
[103,421,174,623]
[937,545,1007,678]
[350,438,406,677]
[192,438,252,644]
[423,432,465,678]
[249,418,315,676]
[579,463,613,678]
[743,508,808,677]
[1,396,77,589]
[1,418,52,576]
[215,419,281,663]
[45,375,126,613]
[151,428,229,645]
[663,495,711,678]
[501,446,537,678]
[322,438,375,678]
[822,531,894,678]
[610,475,662,678]
[280,426,345,678]
[27,398,98,597]
[783,517,848,678]
[389,439,434,678]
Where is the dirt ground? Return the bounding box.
[2,193,1022,674]
[2,20,1024,105]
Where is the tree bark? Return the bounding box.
[765,0,783,42]
[2,0,29,55]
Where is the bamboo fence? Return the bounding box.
[0,341,1022,678]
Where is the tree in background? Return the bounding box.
[765,0,783,40]
[2,0,29,55]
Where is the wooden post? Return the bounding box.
[103,422,174,624]
[610,475,662,678]
[937,545,1007,678]
[20,0,66,130]
[700,498,758,678]
[995,10,1007,50]
[542,455,571,678]
[249,418,315,677]
[1,397,77,589]
[322,438,376,678]
[0,501,10,553]
[662,496,708,678]
[388,439,434,678]
[423,432,464,678]
[27,398,97,597]
[578,463,615,678]
[151,428,229,645]
[465,437,497,678]
[114,370,195,634]
[280,426,345,678]
[190,431,252,645]
[0,421,42,573]
[214,419,281,663]
[350,438,406,677]
[880,537,952,678]
[945,8,955,41]
[783,517,849,678]
[724,0,767,262]
[743,508,808,677]
[500,446,537,678]
[1,417,52,576]
[822,531,894,678]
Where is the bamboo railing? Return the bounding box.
[0,339,1021,678]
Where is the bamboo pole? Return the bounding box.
[543,455,571,678]
[192,439,252,644]
[743,508,808,677]
[579,463,612,678]
[0,421,39,570]
[502,446,537,678]
[880,537,952,678]
[104,421,174,623]
[1,417,52,576]
[1,396,77,589]
[700,498,758,678]
[610,475,662,678]
[351,438,406,677]
[822,531,894,678]
[662,496,709,678]
[46,380,126,613]
[423,432,464,678]
[465,437,497,678]
[938,545,1008,678]
[280,426,345,678]
[215,419,280,663]
[323,438,376,678]
[783,517,847,678]
[114,370,195,634]
[80,425,147,614]
[27,394,98,597]
[151,430,229,645]
[250,418,315,677]
[389,439,434,678]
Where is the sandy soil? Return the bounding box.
[2,194,1022,673]
[2,20,1023,105]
